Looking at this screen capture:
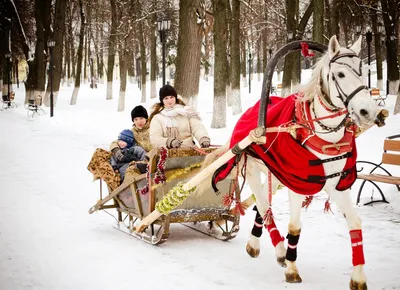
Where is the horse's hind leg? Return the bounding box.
[285,190,304,283]
[327,189,367,290]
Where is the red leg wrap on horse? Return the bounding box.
[350,229,365,266]
[266,220,284,247]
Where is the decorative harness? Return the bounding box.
[294,50,367,156]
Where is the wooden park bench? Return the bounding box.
[271,83,283,95]
[2,92,17,109]
[25,96,45,117]
[356,134,400,205]
[370,88,387,106]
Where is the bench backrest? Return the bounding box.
[370,88,380,96]
[382,138,400,166]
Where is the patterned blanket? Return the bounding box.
[214,95,357,195]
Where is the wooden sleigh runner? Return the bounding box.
[88,147,241,245]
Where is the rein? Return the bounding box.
[325,51,368,108]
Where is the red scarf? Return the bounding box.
[214,95,357,195]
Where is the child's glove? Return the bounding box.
[111,147,124,161]
[200,137,210,148]
[167,138,182,149]
[136,163,148,174]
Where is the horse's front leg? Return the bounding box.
[327,189,367,290]
[285,190,304,283]
[245,158,285,265]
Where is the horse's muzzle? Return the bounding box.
[374,109,389,127]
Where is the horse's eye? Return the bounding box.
[338,72,345,78]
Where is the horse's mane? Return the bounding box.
[298,53,327,102]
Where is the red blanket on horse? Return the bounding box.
[214,94,357,195]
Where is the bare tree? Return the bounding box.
[43,0,68,107]
[106,0,117,100]
[150,1,157,99]
[174,0,204,110]
[211,0,228,128]
[230,0,242,115]
[70,0,85,105]
[381,0,399,94]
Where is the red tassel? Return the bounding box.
[235,199,245,216]
[302,196,313,209]
[223,194,234,207]
[263,208,274,225]
[324,198,333,214]
[300,42,315,57]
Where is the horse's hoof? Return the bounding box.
[277,256,286,268]
[246,243,260,258]
[349,279,367,290]
[285,272,302,283]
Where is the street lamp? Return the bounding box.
[306,29,312,40]
[89,56,96,89]
[305,29,313,69]
[157,17,171,86]
[5,53,11,106]
[356,25,373,88]
[248,52,252,94]
[47,39,55,117]
[287,30,294,42]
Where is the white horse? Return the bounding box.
[203,35,388,290]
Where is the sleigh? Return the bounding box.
[88,147,241,244]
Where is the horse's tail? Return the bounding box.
[193,141,230,197]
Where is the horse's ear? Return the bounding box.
[349,35,362,55]
[328,35,341,59]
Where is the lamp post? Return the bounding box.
[305,29,312,69]
[157,17,171,86]
[356,25,373,88]
[89,56,95,89]
[5,53,11,106]
[47,39,55,117]
[248,52,252,94]
[287,30,294,42]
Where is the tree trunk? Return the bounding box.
[211,0,228,128]
[262,0,268,70]
[381,0,399,94]
[69,17,76,79]
[330,0,339,40]
[324,0,331,38]
[370,9,383,90]
[34,0,50,94]
[282,0,298,96]
[313,0,324,43]
[174,0,203,111]
[230,0,241,115]
[70,0,85,105]
[106,0,117,100]
[138,19,147,103]
[241,33,247,87]
[150,11,157,99]
[43,0,68,107]
[25,0,50,103]
[83,28,88,83]
[118,44,127,111]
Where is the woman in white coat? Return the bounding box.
[149,85,210,149]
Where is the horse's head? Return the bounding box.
[321,35,388,127]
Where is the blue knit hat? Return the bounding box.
[118,129,135,148]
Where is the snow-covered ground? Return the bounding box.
[1,72,400,290]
